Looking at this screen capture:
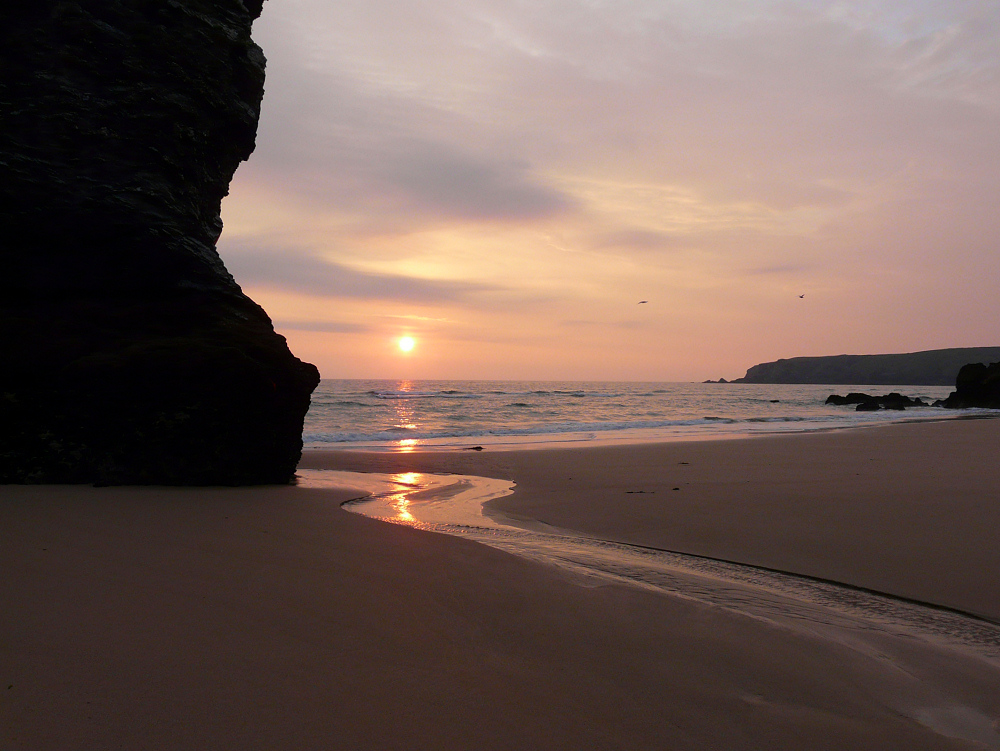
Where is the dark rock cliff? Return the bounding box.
[1,0,320,484]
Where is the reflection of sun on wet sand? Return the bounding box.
[4,418,1000,749]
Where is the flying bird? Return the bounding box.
[798,294,805,298]
[637,300,648,304]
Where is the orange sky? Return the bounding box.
[218,0,1000,381]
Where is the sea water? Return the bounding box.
[303,379,967,451]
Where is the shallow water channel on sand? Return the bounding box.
[297,468,1000,748]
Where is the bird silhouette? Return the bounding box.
[637,300,648,304]
[798,294,805,298]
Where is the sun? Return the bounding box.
[398,336,416,353]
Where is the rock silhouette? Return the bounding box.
[941,362,1000,409]
[1,0,319,484]
[734,348,1000,385]
[825,393,927,412]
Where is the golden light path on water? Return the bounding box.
[296,469,1000,748]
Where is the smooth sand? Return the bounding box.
[305,417,1000,621]
[4,419,1000,749]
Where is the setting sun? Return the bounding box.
[398,336,416,353]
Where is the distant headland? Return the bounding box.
[708,347,1000,386]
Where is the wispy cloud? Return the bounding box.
[743,263,814,277]
[559,319,649,330]
[273,320,372,334]
[221,0,1000,379]
[222,243,501,303]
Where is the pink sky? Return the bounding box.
[218,0,1000,381]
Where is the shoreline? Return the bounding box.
[304,410,998,454]
[302,379,969,453]
[4,418,1000,749]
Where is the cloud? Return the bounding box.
[591,229,686,253]
[743,263,814,277]
[244,0,999,236]
[226,0,1000,378]
[379,145,575,221]
[237,19,577,225]
[273,320,371,334]
[221,242,501,303]
[559,319,648,330]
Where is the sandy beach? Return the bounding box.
[4,418,1000,749]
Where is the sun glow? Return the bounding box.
[398,336,416,352]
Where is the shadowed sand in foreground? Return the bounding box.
[3,419,1000,749]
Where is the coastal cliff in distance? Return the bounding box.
[732,347,1000,386]
[0,1,320,484]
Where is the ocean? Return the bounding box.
[303,379,968,451]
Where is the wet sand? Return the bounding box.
[304,418,1000,621]
[3,419,1000,749]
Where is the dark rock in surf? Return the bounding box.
[825,393,874,406]
[855,400,882,412]
[0,0,319,484]
[826,392,928,412]
[941,362,1000,409]
[873,393,906,411]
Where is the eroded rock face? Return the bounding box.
[1,0,319,484]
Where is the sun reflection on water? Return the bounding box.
[387,472,423,523]
[390,381,421,452]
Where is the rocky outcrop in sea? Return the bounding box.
[824,362,1000,412]
[1,0,319,484]
[940,362,1000,409]
[825,393,928,412]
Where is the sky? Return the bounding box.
[218,0,1000,382]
